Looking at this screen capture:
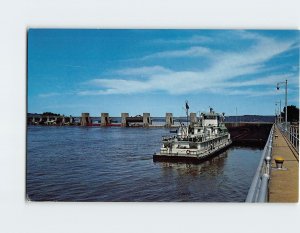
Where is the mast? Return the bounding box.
[185,100,189,126]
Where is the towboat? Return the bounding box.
[153,107,232,163]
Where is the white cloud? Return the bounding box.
[221,74,297,88]
[142,46,212,60]
[39,91,75,98]
[39,92,61,98]
[115,66,172,76]
[79,31,298,97]
[152,35,212,44]
[79,79,152,95]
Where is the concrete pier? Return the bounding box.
[62,116,66,125]
[101,113,109,126]
[69,115,74,124]
[165,113,174,128]
[81,113,91,126]
[143,113,151,127]
[269,125,299,202]
[121,113,129,127]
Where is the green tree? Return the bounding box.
[281,105,299,123]
[42,112,60,116]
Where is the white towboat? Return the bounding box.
[153,107,232,163]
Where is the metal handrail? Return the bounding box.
[246,124,274,203]
[277,123,299,153]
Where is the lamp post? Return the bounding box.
[276,79,287,131]
[275,100,281,124]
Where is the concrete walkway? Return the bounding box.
[269,125,299,202]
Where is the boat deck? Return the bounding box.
[153,142,232,164]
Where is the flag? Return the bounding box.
[185,101,189,110]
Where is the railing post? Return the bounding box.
[265,155,271,175]
[296,128,299,150]
[293,127,295,148]
[257,174,270,202]
[292,127,294,147]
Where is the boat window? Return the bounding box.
[204,115,216,120]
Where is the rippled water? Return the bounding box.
[26,126,262,202]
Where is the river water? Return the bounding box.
[26,126,262,202]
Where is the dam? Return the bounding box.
[27,112,274,147]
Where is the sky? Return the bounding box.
[27,29,299,117]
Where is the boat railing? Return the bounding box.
[159,151,198,156]
[245,124,274,203]
[162,135,176,141]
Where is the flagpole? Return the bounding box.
[185,101,189,126]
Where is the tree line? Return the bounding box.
[280,105,299,123]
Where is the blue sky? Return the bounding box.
[27,29,299,117]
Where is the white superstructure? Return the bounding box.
[153,108,232,163]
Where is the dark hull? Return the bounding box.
[153,143,232,164]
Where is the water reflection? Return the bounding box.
[154,146,262,202]
[158,150,229,177]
